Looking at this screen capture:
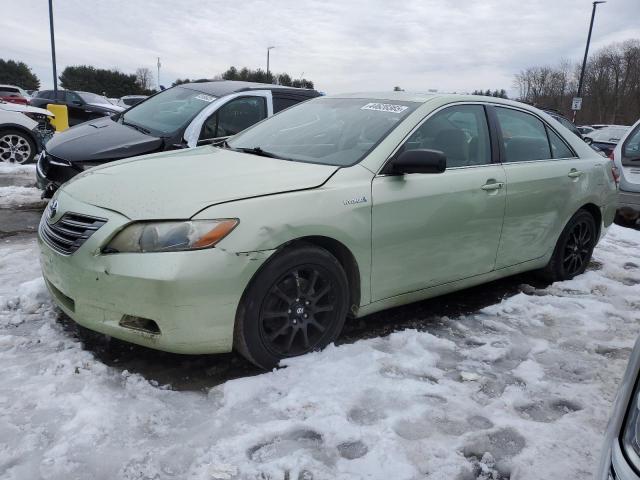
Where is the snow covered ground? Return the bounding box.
[1,225,639,480]
[0,164,46,209]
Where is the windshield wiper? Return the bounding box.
[122,120,150,135]
[233,146,283,159]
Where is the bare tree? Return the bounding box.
[514,40,640,124]
[135,67,154,91]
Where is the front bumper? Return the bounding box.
[36,152,83,197]
[38,190,273,354]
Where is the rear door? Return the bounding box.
[492,105,593,268]
[371,103,506,300]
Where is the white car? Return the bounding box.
[0,101,54,164]
[612,119,640,224]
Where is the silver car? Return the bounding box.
[599,335,640,479]
[613,119,640,225]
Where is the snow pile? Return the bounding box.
[0,185,46,209]
[1,226,640,479]
[0,163,37,176]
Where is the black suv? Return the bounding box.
[36,81,320,197]
[30,90,122,126]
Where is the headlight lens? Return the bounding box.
[622,383,640,472]
[104,219,238,253]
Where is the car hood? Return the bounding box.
[62,146,339,219]
[0,102,52,116]
[45,116,163,163]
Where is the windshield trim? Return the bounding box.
[227,97,419,167]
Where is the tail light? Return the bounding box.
[608,151,620,185]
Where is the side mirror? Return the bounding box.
[384,149,447,175]
[584,137,593,145]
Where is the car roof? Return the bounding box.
[0,84,22,89]
[177,80,318,97]
[327,91,544,110]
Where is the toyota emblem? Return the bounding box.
[48,200,58,220]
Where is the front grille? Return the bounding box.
[39,212,107,255]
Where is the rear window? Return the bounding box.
[0,88,21,96]
[622,126,640,166]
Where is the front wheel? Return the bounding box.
[0,129,37,164]
[541,209,597,282]
[234,245,349,370]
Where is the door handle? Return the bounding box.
[481,182,504,191]
[568,169,583,178]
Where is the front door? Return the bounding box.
[371,104,506,301]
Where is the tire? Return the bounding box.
[539,209,597,282]
[0,129,37,164]
[234,244,349,370]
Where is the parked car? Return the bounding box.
[598,335,640,479]
[116,95,148,108]
[0,84,30,105]
[29,89,124,127]
[584,125,630,157]
[611,118,640,225]
[36,81,320,197]
[37,92,618,369]
[0,101,54,163]
[578,125,595,136]
[541,109,583,139]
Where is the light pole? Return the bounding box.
[48,0,58,96]
[157,57,161,90]
[266,46,275,82]
[573,1,606,121]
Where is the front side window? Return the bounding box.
[400,104,491,168]
[622,126,640,166]
[496,107,551,162]
[66,91,83,104]
[200,96,266,140]
[227,97,418,166]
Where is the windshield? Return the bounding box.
[77,91,110,104]
[227,97,418,166]
[120,86,217,137]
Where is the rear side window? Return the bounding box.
[496,107,551,162]
[622,126,640,166]
[547,128,575,159]
[37,91,52,99]
[273,96,303,113]
[401,104,492,168]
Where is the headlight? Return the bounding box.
[103,219,238,253]
[622,382,640,472]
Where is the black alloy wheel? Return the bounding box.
[260,265,338,357]
[541,209,597,282]
[562,218,595,277]
[234,245,349,370]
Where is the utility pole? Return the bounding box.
[573,1,606,122]
[48,0,58,96]
[267,46,275,82]
[157,57,161,90]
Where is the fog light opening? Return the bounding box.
[119,315,161,335]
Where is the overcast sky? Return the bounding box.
[2,0,639,95]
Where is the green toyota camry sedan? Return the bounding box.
[38,92,618,369]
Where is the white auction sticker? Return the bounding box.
[194,94,215,102]
[361,103,408,113]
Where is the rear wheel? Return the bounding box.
[0,129,36,164]
[540,209,597,282]
[234,245,349,369]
